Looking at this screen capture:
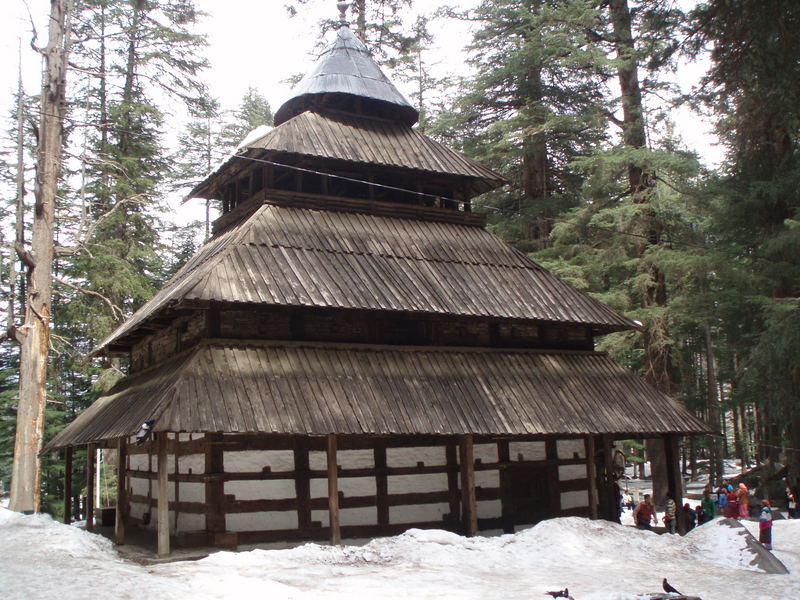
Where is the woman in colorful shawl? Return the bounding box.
[737,483,749,518]
[759,499,773,550]
[725,487,738,518]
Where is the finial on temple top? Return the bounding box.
[337,1,350,26]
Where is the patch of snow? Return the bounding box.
[1,508,798,600]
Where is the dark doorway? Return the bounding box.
[501,464,559,528]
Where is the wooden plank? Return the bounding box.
[326,434,341,545]
[545,439,561,513]
[294,436,312,529]
[63,447,72,525]
[374,440,389,525]
[157,432,170,557]
[585,436,599,520]
[115,438,127,544]
[602,434,615,521]
[205,433,226,534]
[459,434,477,536]
[445,441,460,528]
[497,440,513,533]
[86,444,96,532]
[173,433,181,534]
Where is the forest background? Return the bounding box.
[0,0,798,517]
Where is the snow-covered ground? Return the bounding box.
[1,508,797,600]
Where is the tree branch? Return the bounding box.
[15,242,35,269]
[53,276,124,321]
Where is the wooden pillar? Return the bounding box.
[497,440,513,533]
[157,432,170,557]
[86,444,96,532]
[63,447,72,524]
[326,434,341,545]
[602,434,615,520]
[663,434,685,534]
[459,434,477,536]
[204,433,225,535]
[294,436,312,529]
[584,436,599,520]
[445,441,460,530]
[115,438,127,545]
[373,439,389,526]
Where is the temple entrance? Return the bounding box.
[501,464,557,527]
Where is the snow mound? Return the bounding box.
[0,507,114,560]
[2,510,797,600]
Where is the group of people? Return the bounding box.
[711,480,751,519]
[631,480,778,551]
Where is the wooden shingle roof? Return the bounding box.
[188,111,505,200]
[94,200,636,353]
[45,340,711,449]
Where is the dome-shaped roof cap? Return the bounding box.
[274,25,419,126]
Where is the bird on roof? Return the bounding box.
[662,578,681,595]
[545,589,569,599]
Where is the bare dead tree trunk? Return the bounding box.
[9,0,74,513]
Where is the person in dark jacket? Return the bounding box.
[684,503,696,531]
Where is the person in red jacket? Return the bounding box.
[633,494,658,530]
[725,487,738,518]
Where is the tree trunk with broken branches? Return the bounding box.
[9,0,74,513]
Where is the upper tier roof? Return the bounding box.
[188,111,506,200]
[273,25,419,126]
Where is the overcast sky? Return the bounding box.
[0,0,722,217]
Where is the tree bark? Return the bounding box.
[10,0,74,514]
[704,320,724,485]
[608,0,671,503]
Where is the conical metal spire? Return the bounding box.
[273,17,419,126]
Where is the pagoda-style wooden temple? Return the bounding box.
[46,12,710,557]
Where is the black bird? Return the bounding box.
[662,578,681,595]
[545,589,569,599]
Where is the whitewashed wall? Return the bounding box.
[126,437,592,538]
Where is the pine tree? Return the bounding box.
[218,87,273,149]
[689,0,800,485]
[430,0,609,253]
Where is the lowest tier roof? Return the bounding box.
[95,201,636,353]
[46,340,711,449]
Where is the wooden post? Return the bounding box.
[326,434,341,545]
[584,436,599,520]
[497,440,513,533]
[602,434,615,520]
[373,439,389,526]
[63,447,72,524]
[294,436,312,529]
[663,434,685,534]
[115,437,127,545]
[157,432,170,557]
[204,433,225,535]
[459,434,477,536]
[86,444,96,531]
[445,441,460,530]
